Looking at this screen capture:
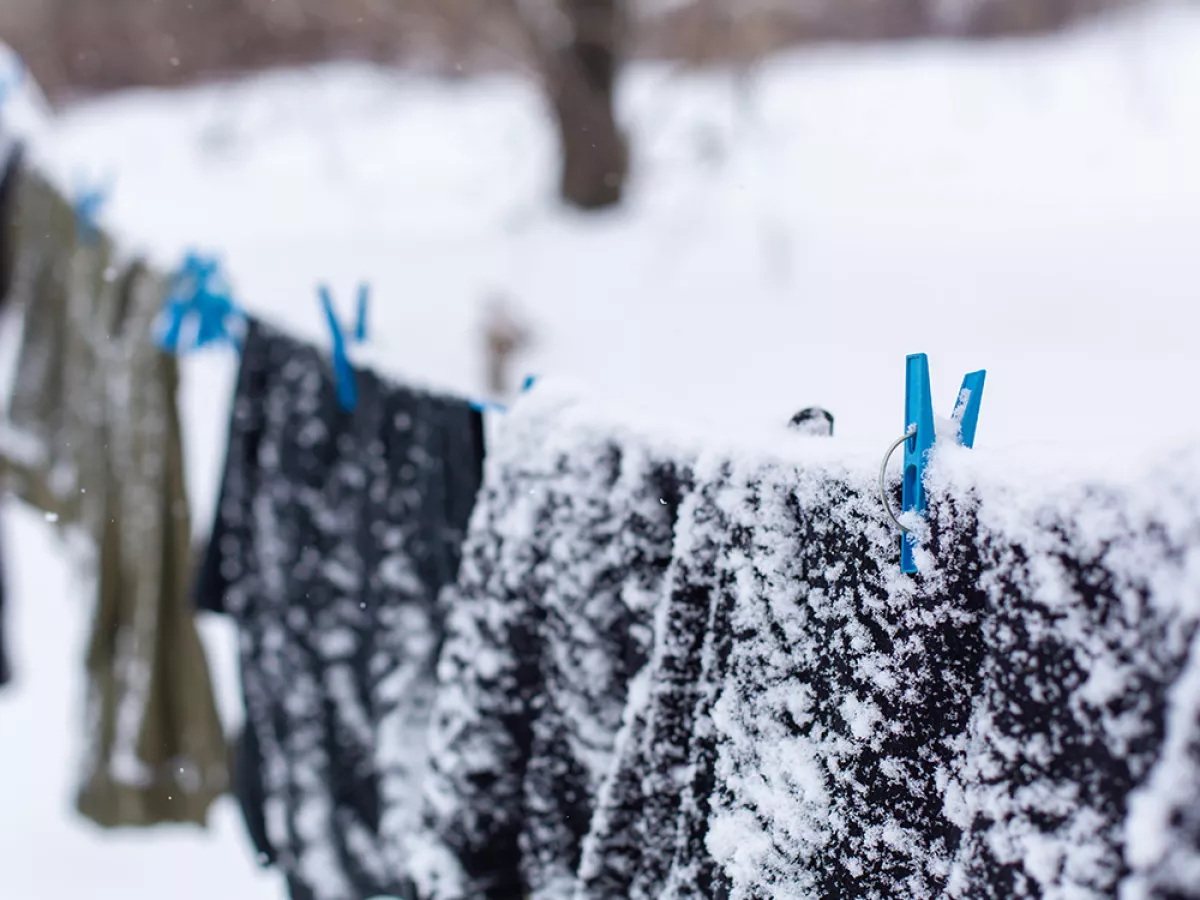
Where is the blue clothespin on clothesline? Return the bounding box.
[469,372,538,414]
[157,251,244,354]
[898,353,986,574]
[318,282,369,412]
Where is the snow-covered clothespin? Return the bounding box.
[157,251,244,354]
[318,282,369,412]
[880,353,986,574]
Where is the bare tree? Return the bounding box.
[503,0,630,210]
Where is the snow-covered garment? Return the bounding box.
[692,455,986,900]
[416,387,693,900]
[0,161,229,827]
[609,444,1200,900]
[195,318,484,900]
[948,460,1200,900]
[574,457,742,900]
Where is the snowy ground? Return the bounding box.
[2,3,1200,897]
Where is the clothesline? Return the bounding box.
[1,118,1199,900]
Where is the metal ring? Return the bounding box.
[879,425,917,533]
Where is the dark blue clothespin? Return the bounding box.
[318,283,369,412]
[900,353,986,574]
[157,251,244,354]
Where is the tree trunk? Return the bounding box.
[545,0,628,210]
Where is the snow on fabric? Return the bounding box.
[414,382,694,900]
[648,442,1200,900]
[412,377,1200,900]
[576,456,739,900]
[194,317,484,900]
[945,454,1200,899]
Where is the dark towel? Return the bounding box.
[415,386,693,900]
[195,317,485,900]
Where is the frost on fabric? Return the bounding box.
[946,453,1200,900]
[1124,625,1200,899]
[576,453,742,900]
[417,382,693,900]
[703,454,982,900]
[196,319,483,900]
[687,442,1200,900]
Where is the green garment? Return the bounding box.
[1,165,229,828]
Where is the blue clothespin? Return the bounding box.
[157,252,243,354]
[354,283,369,343]
[469,373,538,414]
[318,283,368,412]
[900,353,986,574]
[469,398,507,413]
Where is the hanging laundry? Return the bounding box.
[194,317,485,900]
[0,140,20,690]
[942,464,1200,900]
[574,456,741,900]
[0,163,229,826]
[414,383,693,900]
[0,139,22,301]
[643,454,984,899]
[589,440,1200,899]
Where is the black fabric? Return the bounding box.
[0,142,21,689]
[195,317,485,900]
[233,721,278,867]
[947,475,1200,900]
[667,457,985,900]
[574,460,741,900]
[0,141,23,302]
[581,447,1200,900]
[415,389,693,900]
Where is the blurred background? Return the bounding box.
[0,0,1140,97]
[1,1,1199,898]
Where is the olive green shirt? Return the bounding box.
[1,164,229,828]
